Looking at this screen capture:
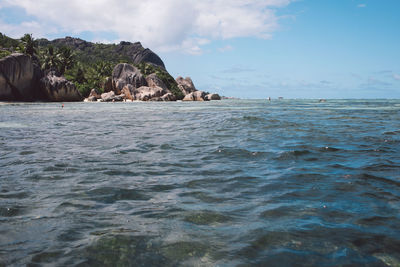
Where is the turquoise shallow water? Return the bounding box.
[0,99,400,266]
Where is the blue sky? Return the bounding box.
[1,0,399,98]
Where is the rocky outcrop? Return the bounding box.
[182,91,207,101]
[121,85,135,101]
[100,91,115,102]
[102,77,113,92]
[146,73,168,91]
[0,53,39,101]
[131,47,166,69]
[160,93,176,101]
[133,86,167,101]
[111,63,176,101]
[176,76,197,95]
[205,93,221,101]
[176,76,221,101]
[84,89,101,102]
[40,71,82,101]
[112,63,147,93]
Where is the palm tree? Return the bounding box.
[87,61,113,88]
[41,45,59,71]
[57,46,75,75]
[19,34,38,57]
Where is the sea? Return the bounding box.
[0,99,399,266]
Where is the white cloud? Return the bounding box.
[393,74,400,81]
[1,0,293,53]
[357,4,366,8]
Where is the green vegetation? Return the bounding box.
[64,61,113,96]
[18,34,38,57]
[0,32,183,99]
[0,49,11,59]
[0,33,19,49]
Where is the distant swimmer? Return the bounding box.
[62,104,64,108]
[319,99,326,102]
[268,97,271,101]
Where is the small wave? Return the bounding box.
[215,147,270,160]
[103,169,138,176]
[319,146,341,152]
[275,150,312,160]
[183,210,232,225]
[358,173,400,187]
[383,130,400,135]
[84,187,151,203]
[363,163,400,171]
[356,216,396,226]
[0,205,26,217]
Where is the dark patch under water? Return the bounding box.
[0,99,399,266]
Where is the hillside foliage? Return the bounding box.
[0,33,182,98]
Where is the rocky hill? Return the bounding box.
[0,33,220,102]
[36,37,165,69]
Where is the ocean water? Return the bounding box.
[0,99,399,266]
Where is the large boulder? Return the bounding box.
[131,46,166,69]
[100,91,115,102]
[0,53,39,101]
[121,85,135,101]
[176,76,197,96]
[160,93,176,101]
[205,93,221,101]
[146,73,168,91]
[132,86,167,101]
[182,90,207,101]
[100,91,125,102]
[84,89,101,102]
[102,77,113,92]
[112,63,147,93]
[40,71,82,101]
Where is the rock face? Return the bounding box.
[176,76,221,101]
[133,86,167,101]
[146,73,168,91]
[0,53,38,101]
[182,91,207,101]
[112,63,147,93]
[102,77,113,92]
[176,76,197,95]
[205,93,221,101]
[40,71,82,101]
[131,47,166,69]
[84,89,101,102]
[111,63,174,101]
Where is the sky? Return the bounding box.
[0,0,399,99]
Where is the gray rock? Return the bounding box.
[160,93,176,101]
[0,53,37,101]
[133,86,167,101]
[146,73,168,91]
[205,93,221,101]
[102,77,113,93]
[84,96,98,102]
[176,76,197,95]
[100,91,115,102]
[40,71,82,101]
[112,63,147,92]
[121,85,135,101]
[89,88,101,99]
[131,47,166,69]
[182,90,207,101]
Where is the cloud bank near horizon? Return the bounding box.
[0,0,292,53]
